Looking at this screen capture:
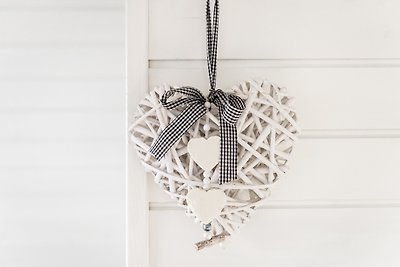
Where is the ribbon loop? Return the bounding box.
[161,86,206,109]
[209,89,246,125]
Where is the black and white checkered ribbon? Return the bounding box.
[149,0,246,184]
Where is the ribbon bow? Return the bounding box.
[149,86,245,184]
[149,0,245,184]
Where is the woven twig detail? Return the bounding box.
[129,79,299,237]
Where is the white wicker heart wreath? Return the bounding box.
[129,78,299,248]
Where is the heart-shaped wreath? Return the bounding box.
[129,0,299,249]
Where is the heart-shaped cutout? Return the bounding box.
[186,188,226,223]
[187,136,220,171]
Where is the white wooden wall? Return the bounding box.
[0,0,125,266]
[128,0,400,266]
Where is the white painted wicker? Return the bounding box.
[129,79,299,241]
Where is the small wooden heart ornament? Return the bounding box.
[187,136,220,172]
[186,188,227,224]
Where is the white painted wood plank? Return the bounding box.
[0,111,124,140]
[0,46,124,79]
[0,0,123,8]
[148,138,400,204]
[150,209,400,267]
[150,59,400,69]
[149,0,400,59]
[0,142,124,168]
[0,169,124,196]
[149,67,400,130]
[0,10,124,44]
[0,80,124,109]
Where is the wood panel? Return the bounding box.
[0,142,123,168]
[149,0,400,59]
[0,111,124,140]
[0,169,124,196]
[0,0,125,266]
[0,80,124,109]
[135,0,400,266]
[0,10,124,44]
[150,208,400,267]
[0,46,124,79]
[0,0,123,8]
[149,67,400,130]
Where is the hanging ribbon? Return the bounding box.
[149,0,245,184]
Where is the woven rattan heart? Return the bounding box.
[129,78,299,241]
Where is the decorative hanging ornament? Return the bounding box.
[129,0,299,249]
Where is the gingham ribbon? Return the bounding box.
[149,0,246,184]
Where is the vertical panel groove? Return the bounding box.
[126,0,149,266]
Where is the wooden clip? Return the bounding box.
[194,234,228,250]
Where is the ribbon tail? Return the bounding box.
[149,103,207,160]
[218,107,239,185]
